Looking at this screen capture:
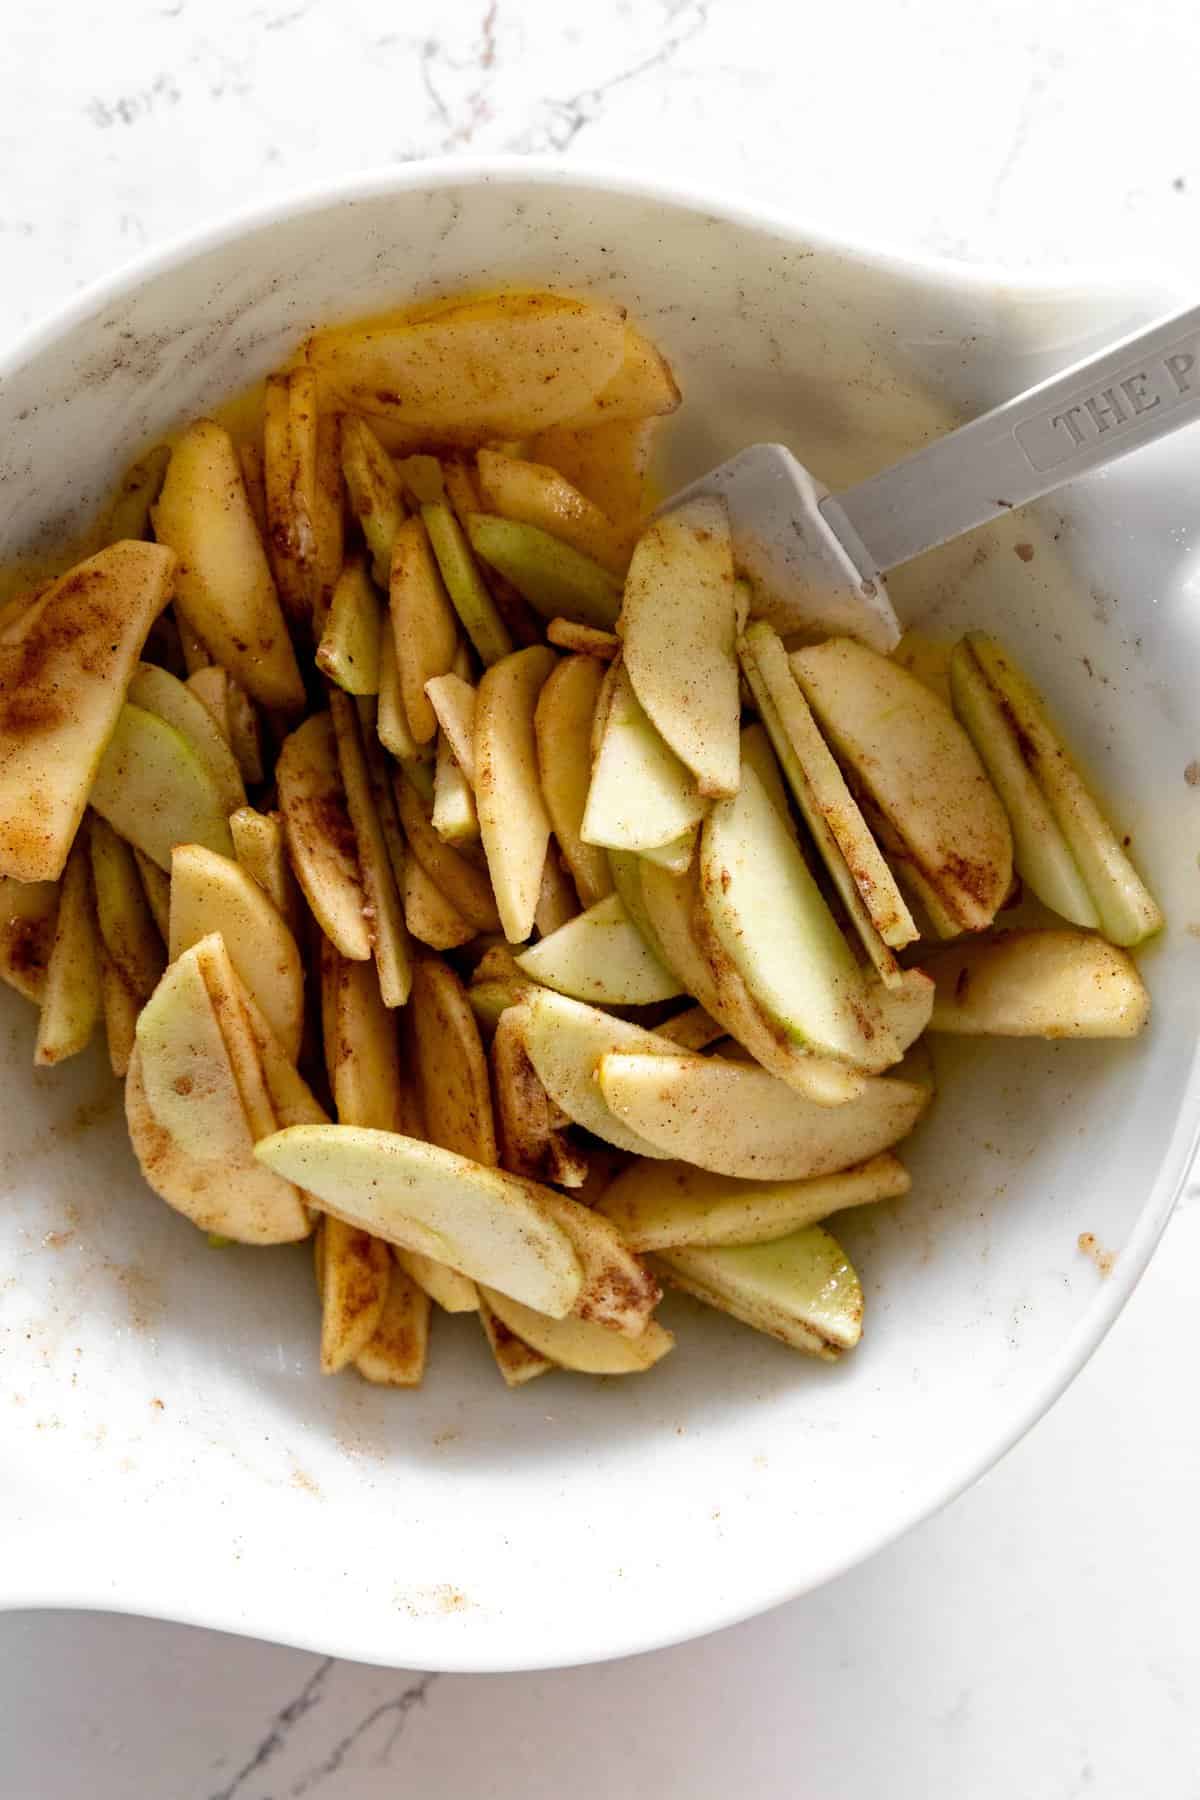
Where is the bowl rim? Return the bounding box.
[1,155,1194,1668]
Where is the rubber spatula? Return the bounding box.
[665,303,1200,649]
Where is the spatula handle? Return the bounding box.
[826,302,1200,573]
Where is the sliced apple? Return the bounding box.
[354,1262,430,1387]
[421,501,512,668]
[738,719,791,824]
[534,655,613,909]
[236,980,329,1131]
[277,712,370,960]
[536,1189,660,1337]
[481,1287,674,1376]
[620,498,739,798]
[133,848,171,939]
[98,946,140,1078]
[872,965,935,1052]
[582,661,708,855]
[402,856,476,951]
[654,1005,725,1052]
[393,768,500,933]
[597,1048,930,1180]
[557,323,681,430]
[651,1226,863,1357]
[424,673,478,781]
[700,760,895,1072]
[104,443,171,543]
[515,892,681,1005]
[410,956,498,1166]
[518,988,676,1158]
[529,417,655,527]
[255,1124,583,1316]
[153,420,304,710]
[127,662,246,822]
[467,514,622,630]
[389,515,460,743]
[320,938,407,1133]
[791,638,1013,933]
[315,557,383,696]
[263,368,320,623]
[329,689,412,1007]
[491,1006,588,1190]
[90,813,165,1001]
[168,843,304,1060]
[596,1152,910,1251]
[959,634,1162,946]
[340,413,407,587]
[126,1042,310,1246]
[546,618,620,661]
[308,293,626,443]
[190,932,281,1146]
[131,946,309,1242]
[34,830,102,1066]
[376,621,425,762]
[316,1216,392,1374]
[90,704,235,869]
[533,843,579,937]
[186,664,265,786]
[948,639,1098,929]
[0,541,175,881]
[229,807,304,941]
[236,441,268,543]
[395,1248,478,1314]
[924,927,1150,1037]
[638,829,698,874]
[312,411,345,629]
[477,1291,552,1387]
[740,622,916,979]
[395,454,446,507]
[0,874,58,1002]
[431,732,479,844]
[476,449,628,576]
[474,645,558,943]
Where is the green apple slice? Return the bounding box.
[924,927,1150,1037]
[277,711,371,961]
[89,704,235,869]
[962,633,1162,946]
[607,850,667,964]
[948,638,1099,929]
[229,807,304,940]
[871,964,935,1052]
[620,497,740,798]
[516,892,682,1005]
[90,813,165,1001]
[127,663,246,823]
[467,514,622,629]
[34,830,102,1067]
[596,1152,910,1251]
[475,645,558,943]
[329,689,413,1007]
[477,1291,552,1386]
[317,1216,392,1374]
[421,501,513,667]
[169,843,305,1061]
[536,655,614,908]
[518,987,678,1158]
[791,637,1013,932]
[0,541,175,881]
[316,557,384,697]
[254,1124,584,1318]
[740,622,915,981]
[637,827,698,873]
[701,759,896,1070]
[650,1226,863,1357]
[481,1287,674,1376]
[738,719,792,824]
[581,661,707,853]
[153,421,305,711]
[596,1048,929,1180]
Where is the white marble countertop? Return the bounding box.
[3,2,1200,1795]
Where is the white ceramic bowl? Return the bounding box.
[2,162,1197,1673]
